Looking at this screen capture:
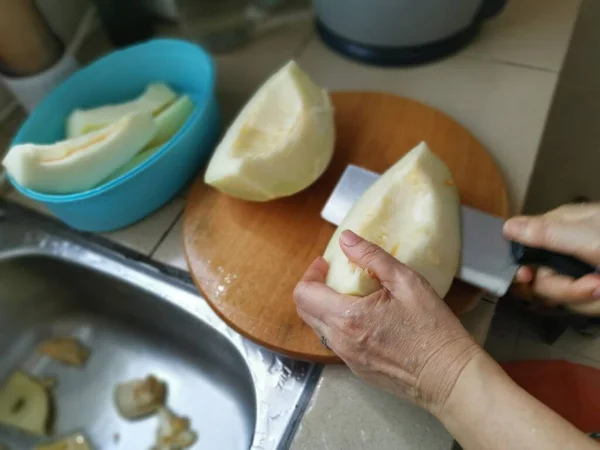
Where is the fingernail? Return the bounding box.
[341,230,361,246]
[504,218,528,236]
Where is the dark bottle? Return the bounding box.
[91,0,156,47]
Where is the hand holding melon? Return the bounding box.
[324,142,461,299]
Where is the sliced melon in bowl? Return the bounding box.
[324,142,461,298]
[66,82,176,138]
[104,145,162,183]
[3,112,156,194]
[102,96,195,183]
[146,95,195,149]
[204,60,335,202]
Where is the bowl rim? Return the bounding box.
[9,38,216,204]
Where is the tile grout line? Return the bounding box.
[460,53,559,75]
[516,334,600,368]
[149,208,184,258]
[147,27,315,259]
[293,27,316,60]
[145,27,317,260]
[554,338,600,365]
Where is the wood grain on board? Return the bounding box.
[183,92,510,363]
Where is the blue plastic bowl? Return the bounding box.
[8,38,220,232]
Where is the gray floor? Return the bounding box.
[484,299,600,369]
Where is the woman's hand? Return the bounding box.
[294,230,482,415]
[295,230,600,450]
[503,203,600,315]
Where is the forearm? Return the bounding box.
[436,351,599,450]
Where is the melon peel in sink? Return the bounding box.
[2,112,156,194]
[204,60,335,202]
[324,142,461,298]
[0,370,51,436]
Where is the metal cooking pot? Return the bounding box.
[313,0,508,66]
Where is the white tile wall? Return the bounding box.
[296,38,557,211]
[524,0,600,212]
[464,0,581,71]
[524,82,600,212]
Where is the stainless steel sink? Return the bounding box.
[0,200,319,450]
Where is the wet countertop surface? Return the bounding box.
[0,0,582,448]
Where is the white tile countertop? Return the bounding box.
[0,0,582,448]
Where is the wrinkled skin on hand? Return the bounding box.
[504,203,600,316]
[294,230,481,414]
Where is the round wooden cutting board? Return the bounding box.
[183,92,510,363]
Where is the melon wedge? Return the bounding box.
[103,96,194,182]
[3,112,156,194]
[66,82,176,138]
[204,60,335,202]
[146,95,194,149]
[324,142,461,298]
[105,145,162,182]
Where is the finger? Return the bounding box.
[296,307,338,351]
[532,267,600,304]
[566,299,600,317]
[300,257,329,283]
[294,278,351,323]
[514,266,535,284]
[545,203,598,222]
[296,306,328,336]
[503,215,600,266]
[338,230,406,287]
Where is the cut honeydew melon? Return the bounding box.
[103,95,194,182]
[3,112,156,194]
[204,60,334,202]
[145,95,194,148]
[0,371,51,436]
[324,142,461,298]
[104,145,162,182]
[66,82,176,138]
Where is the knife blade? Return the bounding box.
[321,164,597,297]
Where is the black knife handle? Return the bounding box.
[510,242,597,279]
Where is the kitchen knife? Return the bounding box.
[321,164,597,297]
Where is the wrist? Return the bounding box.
[416,336,485,417]
[433,349,499,422]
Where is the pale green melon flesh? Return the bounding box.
[66,82,176,138]
[324,142,461,299]
[204,60,335,202]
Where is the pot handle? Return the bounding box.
[478,0,508,20]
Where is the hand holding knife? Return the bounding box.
[322,165,600,312]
